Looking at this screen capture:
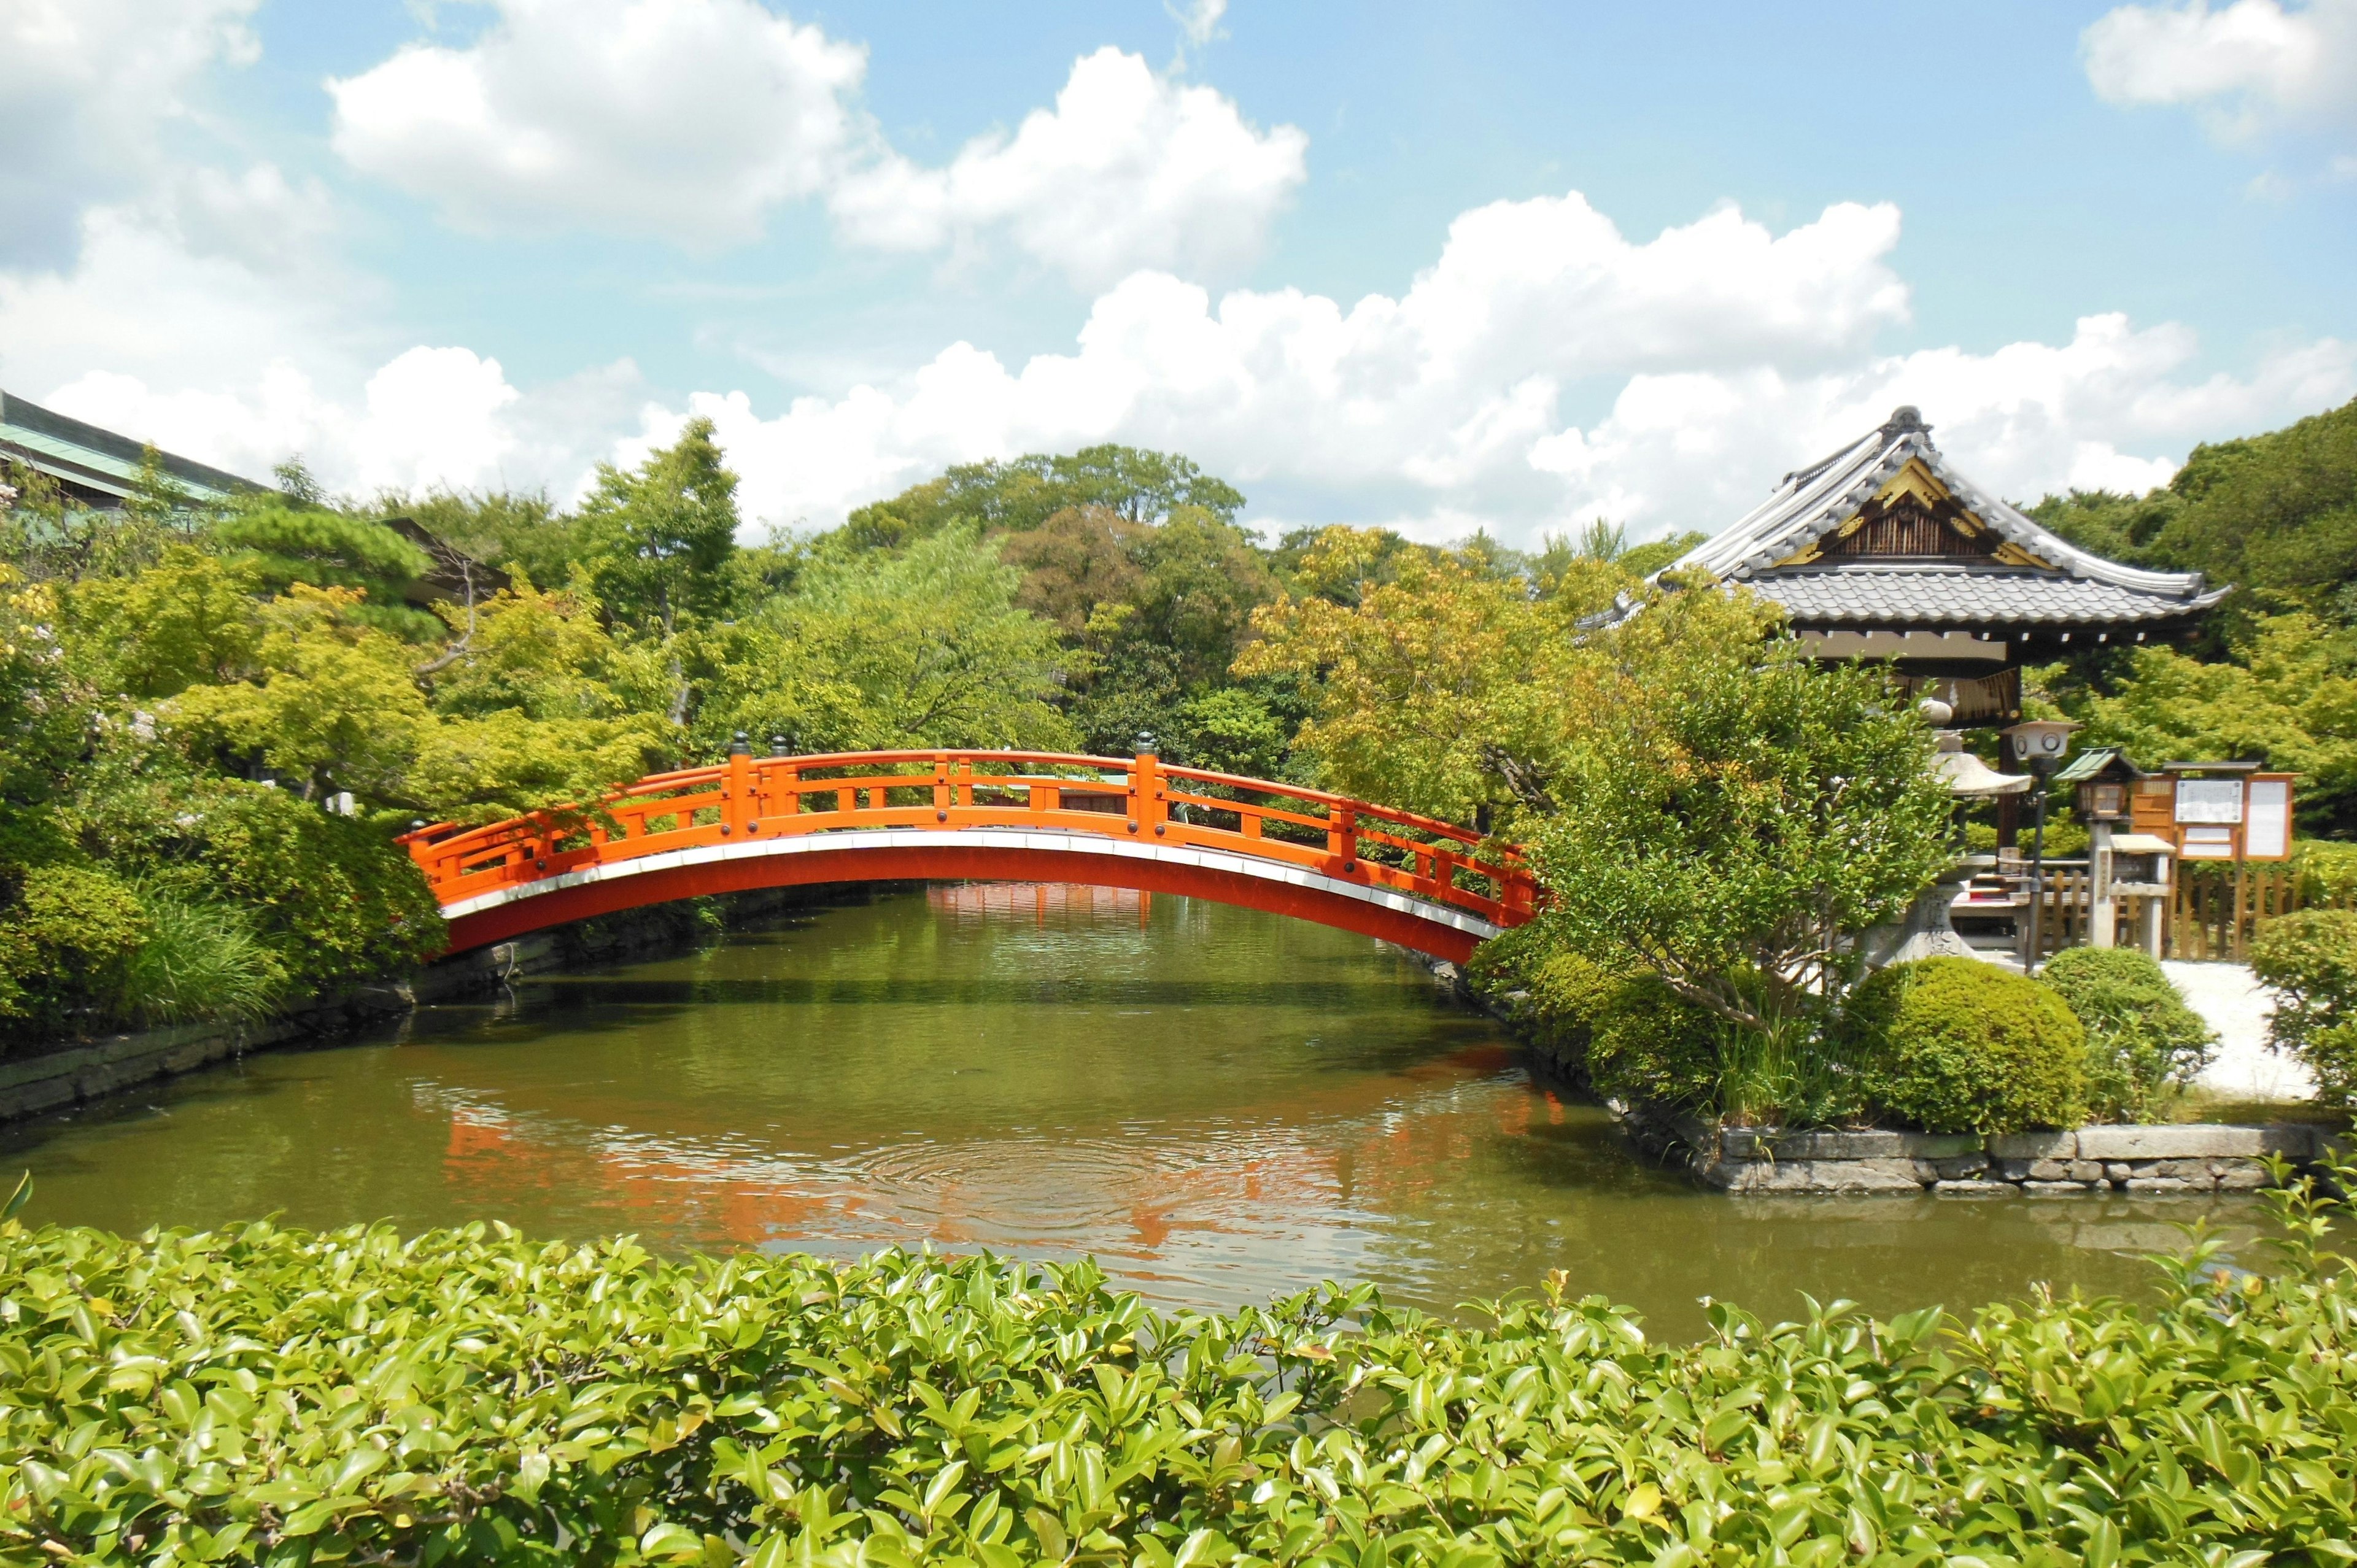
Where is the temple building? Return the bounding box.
[1,385,506,608]
[1663,406,2224,725]
[0,387,261,510]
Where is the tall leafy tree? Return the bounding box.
[573,418,743,724]
[840,444,1246,550]
[699,525,1074,755]
[1238,527,1636,829]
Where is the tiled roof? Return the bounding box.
[0,388,262,505]
[1749,564,2223,627]
[1671,407,2218,608]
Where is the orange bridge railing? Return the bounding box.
[400,746,1539,935]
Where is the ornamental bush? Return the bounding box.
[2250,908,2357,1104]
[1467,925,1716,1108]
[1843,956,2090,1133]
[0,866,152,1043]
[7,1176,2357,1567]
[2034,946,2216,1122]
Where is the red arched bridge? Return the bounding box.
[400,746,1539,963]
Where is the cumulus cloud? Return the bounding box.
[16,179,2348,552]
[42,350,648,500]
[327,0,869,245]
[830,48,1307,287]
[0,0,263,265]
[600,193,2351,542]
[328,5,1306,284]
[2083,0,2357,141]
[0,199,377,401]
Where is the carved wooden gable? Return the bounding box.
[1775,458,2056,570]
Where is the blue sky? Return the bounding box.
[3,0,2352,544]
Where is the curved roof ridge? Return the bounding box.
[1668,409,2215,604]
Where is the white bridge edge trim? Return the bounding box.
[438,827,1502,941]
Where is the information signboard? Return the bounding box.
[2174,779,2245,824]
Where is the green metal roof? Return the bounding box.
[2052,746,2144,784]
[0,388,265,506]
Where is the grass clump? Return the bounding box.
[1843,956,2089,1133]
[7,1168,2357,1565]
[117,886,288,1028]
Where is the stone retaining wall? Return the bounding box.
[1641,1116,2339,1195]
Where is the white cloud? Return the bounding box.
[42,350,648,501]
[830,48,1306,288]
[0,0,262,265]
[0,201,377,400]
[327,0,868,246]
[2083,0,2357,141]
[1170,0,1228,50]
[328,7,1306,284]
[601,191,2350,543]
[15,177,2347,552]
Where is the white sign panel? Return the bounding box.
[2175,779,2245,825]
[2180,825,2236,860]
[2247,779,2291,859]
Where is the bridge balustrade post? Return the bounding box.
[1329,806,1358,873]
[933,753,952,822]
[1130,749,1166,837]
[726,733,752,836]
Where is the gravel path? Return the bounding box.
[2164,960,2317,1102]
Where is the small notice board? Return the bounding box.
[2130,771,2295,861]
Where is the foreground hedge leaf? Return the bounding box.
[1,1183,2355,1566]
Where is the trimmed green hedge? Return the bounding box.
[7,1183,2357,1566]
[2034,946,2215,1123]
[2251,908,2357,1105]
[1843,957,2089,1134]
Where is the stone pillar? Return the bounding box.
[2089,821,2116,949]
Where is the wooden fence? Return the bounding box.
[2018,859,2356,962]
[2164,861,2348,962]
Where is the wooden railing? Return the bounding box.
[398,747,1539,930]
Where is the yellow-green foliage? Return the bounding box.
[7,1180,2357,1566]
[2297,839,2357,905]
[1844,957,2091,1134]
[0,867,150,1037]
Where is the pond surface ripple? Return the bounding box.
[2,886,2264,1339]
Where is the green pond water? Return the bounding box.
[1,886,2269,1340]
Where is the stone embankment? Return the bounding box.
[1635,1116,2338,1195]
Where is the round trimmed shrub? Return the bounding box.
[1579,967,1719,1113]
[2035,946,2215,1122]
[1843,956,2089,1133]
[2250,909,2357,1105]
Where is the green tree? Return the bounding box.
[575,419,743,725]
[2076,610,2357,832]
[1531,597,1953,1036]
[1237,528,1638,830]
[840,444,1245,550]
[208,502,441,641]
[0,569,82,871]
[699,525,1074,755]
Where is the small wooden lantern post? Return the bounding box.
[2056,747,2155,952]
